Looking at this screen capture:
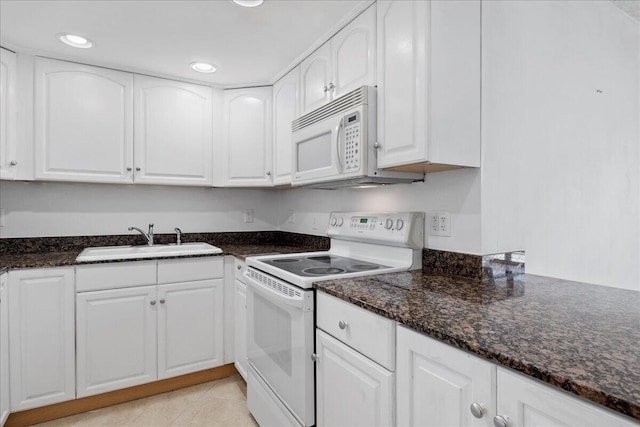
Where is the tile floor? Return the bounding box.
[35,375,258,427]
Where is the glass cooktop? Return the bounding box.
[262,254,390,277]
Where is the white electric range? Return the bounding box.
[244,211,424,427]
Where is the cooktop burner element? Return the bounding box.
[261,254,390,277]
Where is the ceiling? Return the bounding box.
[0,0,366,87]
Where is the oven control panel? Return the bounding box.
[327,211,424,249]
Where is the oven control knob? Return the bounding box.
[330,217,337,226]
[337,218,343,227]
[396,219,404,230]
[385,218,394,230]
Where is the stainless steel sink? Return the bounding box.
[75,242,223,262]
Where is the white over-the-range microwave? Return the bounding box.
[291,86,423,189]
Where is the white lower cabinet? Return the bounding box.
[76,285,157,397]
[233,278,247,381]
[8,267,75,411]
[76,257,225,398]
[496,368,637,427]
[397,325,495,427]
[0,274,10,425]
[157,279,224,379]
[397,325,638,427]
[315,329,394,427]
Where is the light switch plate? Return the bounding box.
[244,209,254,223]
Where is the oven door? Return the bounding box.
[245,269,315,426]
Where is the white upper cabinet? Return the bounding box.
[331,4,376,98]
[376,0,480,171]
[0,48,18,180]
[300,4,376,115]
[133,75,213,186]
[34,57,134,183]
[272,67,300,186]
[301,42,332,115]
[217,87,273,187]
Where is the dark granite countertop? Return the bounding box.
[0,232,330,273]
[314,270,640,421]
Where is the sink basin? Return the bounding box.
[76,242,223,262]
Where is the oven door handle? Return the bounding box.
[245,273,309,311]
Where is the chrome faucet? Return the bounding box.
[129,223,154,246]
[174,228,182,246]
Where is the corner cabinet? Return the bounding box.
[8,267,76,411]
[272,67,300,186]
[133,75,213,186]
[0,274,9,425]
[0,48,18,180]
[216,87,273,187]
[300,4,376,115]
[34,57,134,184]
[376,0,480,171]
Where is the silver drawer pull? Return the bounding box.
[493,415,511,427]
[159,299,165,304]
[150,300,156,306]
[338,320,348,330]
[470,402,486,418]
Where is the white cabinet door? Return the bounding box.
[316,329,394,427]
[0,274,9,425]
[34,57,134,183]
[396,325,495,427]
[496,368,638,427]
[0,48,17,180]
[134,75,213,186]
[233,279,247,381]
[76,286,157,397]
[331,4,376,98]
[218,87,273,186]
[300,42,332,115]
[8,268,75,411]
[272,67,299,186]
[376,0,428,169]
[157,279,224,379]
[376,0,480,170]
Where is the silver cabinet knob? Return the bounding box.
[338,320,348,330]
[237,265,242,270]
[311,353,319,362]
[327,82,335,92]
[373,142,381,149]
[126,167,132,171]
[150,300,156,306]
[159,299,165,304]
[470,402,486,418]
[493,415,511,427]
[323,85,329,93]
[9,160,17,166]
[136,167,141,171]
[266,171,271,176]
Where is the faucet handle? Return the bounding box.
[174,227,182,246]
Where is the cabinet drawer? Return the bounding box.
[76,261,156,292]
[158,257,223,284]
[317,292,395,370]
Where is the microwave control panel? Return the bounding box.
[343,112,361,171]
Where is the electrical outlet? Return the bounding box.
[438,212,451,236]
[428,212,451,237]
[287,210,295,224]
[244,209,254,223]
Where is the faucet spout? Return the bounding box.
[129,223,154,246]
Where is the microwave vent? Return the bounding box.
[292,86,371,132]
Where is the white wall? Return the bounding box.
[0,181,278,237]
[277,168,483,255]
[481,0,640,291]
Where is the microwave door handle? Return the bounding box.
[335,119,344,173]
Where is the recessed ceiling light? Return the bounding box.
[59,33,93,49]
[190,62,217,73]
[233,0,264,7]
